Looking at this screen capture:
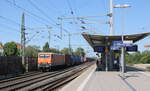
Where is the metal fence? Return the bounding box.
[26,57,38,71]
[0,56,37,75]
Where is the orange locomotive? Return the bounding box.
[38,52,65,71]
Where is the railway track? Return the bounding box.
[0,71,42,84]
[36,63,93,91]
[0,62,95,91]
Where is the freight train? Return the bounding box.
[38,52,94,71]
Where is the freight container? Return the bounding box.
[76,56,81,64]
[70,55,76,65]
[65,55,72,66]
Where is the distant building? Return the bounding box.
[16,43,22,49]
[0,44,4,56]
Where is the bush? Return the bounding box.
[126,50,150,64]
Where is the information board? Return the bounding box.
[126,45,138,52]
[93,46,105,52]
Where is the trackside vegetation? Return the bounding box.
[1,41,86,57]
[126,51,150,65]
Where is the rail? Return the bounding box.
[0,61,95,91]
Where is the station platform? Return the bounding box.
[61,64,150,91]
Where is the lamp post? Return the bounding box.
[114,4,131,73]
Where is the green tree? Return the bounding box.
[140,55,150,64]
[3,42,19,56]
[125,50,150,64]
[25,45,41,57]
[50,48,60,53]
[0,42,2,46]
[125,53,134,65]
[74,47,85,57]
[61,48,71,55]
[140,51,150,63]
[132,52,141,64]
[43,42,50,52]
[0,42,3,56]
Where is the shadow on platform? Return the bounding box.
[95,66,147,72]
[126,66,145,72]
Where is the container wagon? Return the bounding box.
[70,55,76,65]
[64,55,72,66]
[76,56,82,64]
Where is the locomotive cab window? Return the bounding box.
[39,54,50,58]
[45,54,50,58]
[39,54,45,58]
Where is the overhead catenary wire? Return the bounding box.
[66,0,81,28]
[45,0,64,16]
[4,0,59,42]
[0,14,84,35]
[6,0,77,35]
[66,0,74,15]
[1,1,53,48]
[56,0,75,37]
[0,15,34,32]
[65,0,99,34]
[4,0,53,25]
[0,23,20,33]
[0,0,89,52]
[27,0,57,24]
[66,0,80,27]
[73,0,79,15]
[26,31,40,43]
[0,15,20,26]
[26,30,46,42]
[4,0,83,44]
[28,31,56,47]
[5,0,70,33]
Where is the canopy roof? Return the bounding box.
[82,32,150,47]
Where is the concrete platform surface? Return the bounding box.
[133,64,150,71]
[60,64,150,91]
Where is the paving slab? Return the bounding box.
[124,71,150,91]
[83,72,131,91]
[60,64,96,91]
[60,64,150,91]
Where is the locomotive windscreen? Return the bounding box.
[39,54,50,58]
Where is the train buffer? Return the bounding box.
[60,64,150,91]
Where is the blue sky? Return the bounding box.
[0,0,150,56]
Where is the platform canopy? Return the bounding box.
[82,32,150,47]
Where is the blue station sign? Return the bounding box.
[93,46,105,52]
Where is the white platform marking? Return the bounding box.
[77,68,95,91]
[139,71,150,77]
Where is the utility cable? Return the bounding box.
[0,15,20,26]
[27,0,57,23]
[26,31,40,43]
[4,0,76,39]
[4,0,52,25]
[66,0,74,15]
[0,23,20,33]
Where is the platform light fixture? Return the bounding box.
[114,4,131,73]
[114,4,131,8]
